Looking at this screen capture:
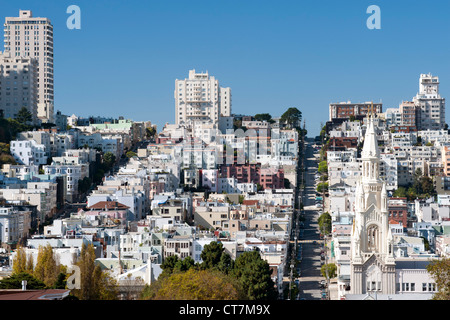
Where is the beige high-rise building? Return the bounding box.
[174,69,231,128]
[0,51,38,123]
[413,73,445,130]
[4,10,54,123]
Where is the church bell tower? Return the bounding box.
[350,109,396,295]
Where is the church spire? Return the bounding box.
[361,111,380,160]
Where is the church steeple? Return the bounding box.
[350,108,396,296]
[361,114,380,160]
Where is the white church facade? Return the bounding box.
[343,114,438,300]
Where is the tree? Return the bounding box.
[231,250,277,300]
[143,268,244,300]
[254,113,273,122]
[318,212,332,236]
[280,107,302,129]
[0,272,46,289]
[33,244,61,288]
[317,182,329,193]
[393,187,407,198]
[145,126,156,140]
[217,251,234,275]
[173,256,196,273]
[200,241,225,270]
[12,246,28,275]
[426,257,450,300]
[71,243,118,300]
[103,152,116,169]
[126,151,137,158]
[78,176,92,194]
[16,107,32,124]
[318,161,328,174]
[321,263,337,279]
[160,255,180,277]
[413,168,423,195]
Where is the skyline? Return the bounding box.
[1,0,450,136]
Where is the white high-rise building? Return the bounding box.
[174,69,231,128]
[413,73,445,130]
[0,51,38,123]
[4,10,54,123]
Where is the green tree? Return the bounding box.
[160,255,180,277]
[318,161,328,174]
[217,251,234,275]
[280,107,302,129]
[78,176,92,194]
[317,182,329,193]
[103,152,116,169]
[254,113,273,122]
[126,150,137,158]
[53,272,67,289]
[407,186,418,201]
[321,263,337,279]
[200,241,225,270]
[413,168,423,195]
[16,107,32,124]
[426,257,450,300]
[318,212,332,236]
[0,272,46,289]
[145,126,156,140]
[173,256,196,273]
[231,250,277,300]
[393,187,407,198]
[421,176,435,197]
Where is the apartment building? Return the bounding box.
[0,206,32,246]
[329,101,382,121]
[0,51,38,123]
[4,10,54,123]
[175,69,231,128]
[10,139,47,166]
[413,73,445,131]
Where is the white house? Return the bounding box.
[10,139,47,166]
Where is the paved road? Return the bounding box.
[297,141,327,300]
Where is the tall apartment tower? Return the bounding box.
[0,51,38,123]
[413,73,445,130]
[175,69,231,128]
[4,10,54,123]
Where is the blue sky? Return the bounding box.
[1,0,450,136]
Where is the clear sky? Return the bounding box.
[1,0,450,136]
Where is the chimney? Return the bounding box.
[22,280,27,291]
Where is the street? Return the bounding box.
[297,140,327,300]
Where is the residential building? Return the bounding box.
[413,73,445,131]
[329,101,382,121]
[174,69,231,128]
[4,10,54,123]
[10,139,47,166]
[0,51,38,123]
